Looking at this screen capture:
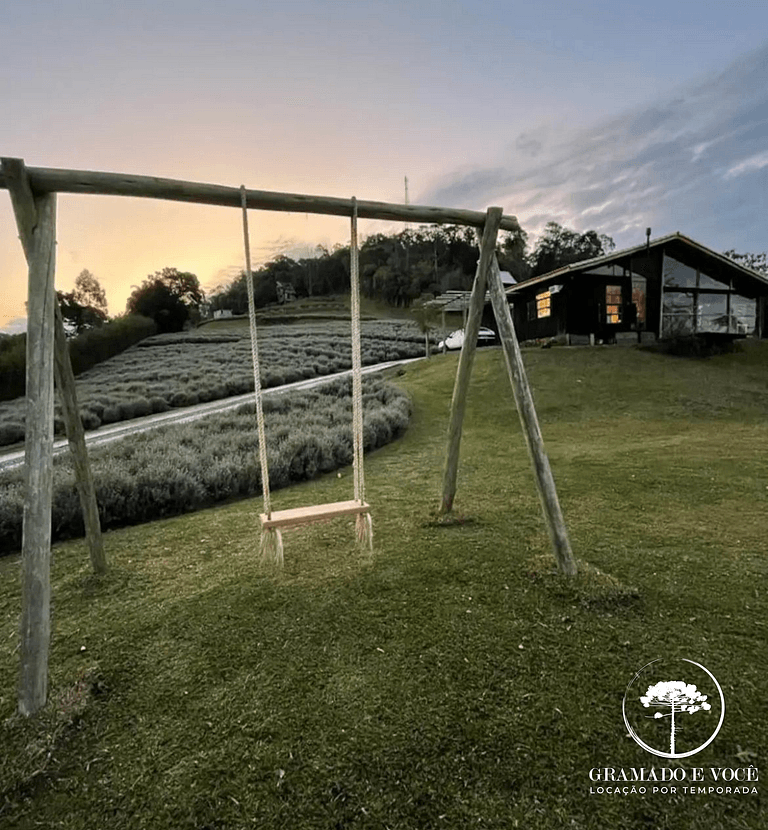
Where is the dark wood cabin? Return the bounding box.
[505,233,768,344]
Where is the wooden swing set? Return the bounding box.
[1,158,576,717]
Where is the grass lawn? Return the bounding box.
[1,344,765,829]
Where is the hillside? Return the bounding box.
[1,342,765,829]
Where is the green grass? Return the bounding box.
[1,344,766,829]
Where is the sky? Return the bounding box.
[2,0,767,333]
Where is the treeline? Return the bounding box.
[208,221,617,314]
[0,315,156,403]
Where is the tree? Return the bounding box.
[722,249,768,275]
[56,290,107,336]
[640,680,711,754]
[152,267,205,307]
[497,228,532,282]
[55,269,109,336]
[528,222,615,277]
[126,268,204,332]
[126,279,190,333]
[411,297,440,359]
[73,269,108,317]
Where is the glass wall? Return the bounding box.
[661,254,757,337]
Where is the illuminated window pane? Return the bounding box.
[536,290,551,318]
[606,285,622,324]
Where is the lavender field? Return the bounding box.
[0,320,426,446]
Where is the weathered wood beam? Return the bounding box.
[17,191,56,716]
[439,207,503,514]
[52,308,106,573]
[0,159,521,231]
[3,157,106,576]
[487,254,578,576]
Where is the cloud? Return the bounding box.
[1,316,27,335]
[421,42,768,253]
[723,149,768,179]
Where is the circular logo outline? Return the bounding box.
[622,658,726,759]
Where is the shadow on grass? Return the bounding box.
[421,512,479,528]
[527,553,641,611]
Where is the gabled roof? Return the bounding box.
[506,232,768,294]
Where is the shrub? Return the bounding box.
[0,334,26,402]
[0,422,25,446]
[80,410,102,430]
[68,314,157,375]
[170,391,193,408]
[123,398,152,419]
[648,335,742,358]
[150,397,170,413]
[0,377,411,552]
[101,405,122,424]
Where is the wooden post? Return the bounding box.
[439,207,503,514]
[18,191,56,715]
[441,309,447,353]
[487,255,578,576]
[52,306,106,573]
[3,158,106,575]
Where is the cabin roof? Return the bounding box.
[506,232,768,294]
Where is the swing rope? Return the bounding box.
[350,198,364,503]
[240,186,282,563]
[240,188,371,564]
[350,199,373,545]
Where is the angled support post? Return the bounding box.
[6,176,56,715]
[486,254,577,576]
[439,207,503,514]
[3,158,106,577]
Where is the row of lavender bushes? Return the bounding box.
[0,321,425,446]
[0,376,411,554]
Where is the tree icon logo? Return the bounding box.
[622,658,725,758]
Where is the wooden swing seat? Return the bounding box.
[260,500,370,530]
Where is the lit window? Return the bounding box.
[536,290,551,318]
[606,285,622,323]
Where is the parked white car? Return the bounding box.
[437,327,496,350]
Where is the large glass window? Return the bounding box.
[661,254,758,336]
[731,296,757,335]
[663,257,697,288]
[698,270,729,290]
[662,291,695,335]
[697,294,729,333]
[606,285,622,323]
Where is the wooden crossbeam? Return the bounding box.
[0,159,520,231]
[261,500,370,530]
